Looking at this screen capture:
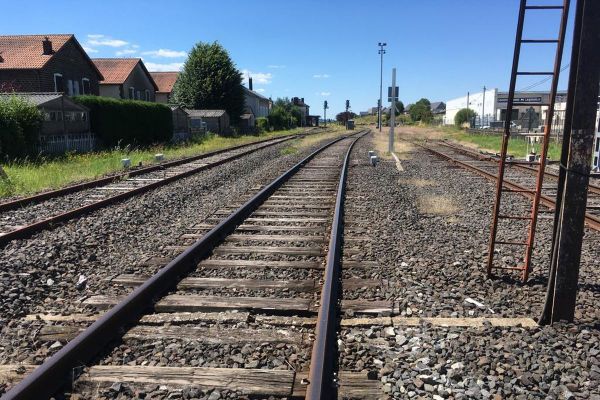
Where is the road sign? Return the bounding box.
[388,86,399,102]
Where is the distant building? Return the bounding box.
[151,71,179,104]
[0,34,103,95]
[0,92,94,153]
[430,101,446,115]
[444,89,567,127]
[241,77,271,131]
[292,97,309,126]
[186,109,230,134]
[93,58,158,101]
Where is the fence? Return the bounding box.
[38,132,97,154]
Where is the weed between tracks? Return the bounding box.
[279,126,346,156]
[0,129,305,199]
[417,194,459,216]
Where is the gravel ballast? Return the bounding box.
[338,130,599,399]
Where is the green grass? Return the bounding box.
[0,128,304,199]
[436,126,562,160]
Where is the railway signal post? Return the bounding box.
[541,0,600,324]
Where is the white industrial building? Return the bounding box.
[444,89,567,129]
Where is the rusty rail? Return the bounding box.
[415,141,600,231]
[0,130,367,400]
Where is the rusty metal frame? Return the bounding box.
[487,0,571,282]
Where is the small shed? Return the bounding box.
[186,109,230,134]
[170,106,190,142]
[0,92,95,153]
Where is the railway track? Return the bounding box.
[1,129,388,399]
[416,140,600,231]
[0,129,321,246]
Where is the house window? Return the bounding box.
[67,80,74,96]
[82,78,90,95]
[595,156,598,167]
[129,87,135,100]
[145,90,150,101]
[53,73,63,92]
[73,81,80,96]
[136,90,141,100]
[47,111,62,121]
[596,138,600,152]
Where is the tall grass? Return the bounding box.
[0,129,303,198]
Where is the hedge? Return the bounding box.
[73,96,173,147]
[256,117,269,133]
[0,95,42,159]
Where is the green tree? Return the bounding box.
[0,95,42,158]
[268,98,302,130]
[387,100,404,116]
[172,41,244,125]
[408,98,433,123]
[454,108,477,126]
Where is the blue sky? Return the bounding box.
[2,0,573,116]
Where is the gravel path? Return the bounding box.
[338,130,599,399]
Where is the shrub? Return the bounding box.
[256,117,269,133]
[454,108,477,126]
[0,95,42,158]
[73,96,173,147]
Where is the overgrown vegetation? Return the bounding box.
[73,96,172,147]
[172,41,244,124]
[0,128,303,198]
[407,98,433,123]
[0,95,43,158]
[454,108,477,126]
[268,98,302,130]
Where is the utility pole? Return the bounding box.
[482,86,487,127]
[323,100,328,128]
[540,0,600,324]
[466,91,470,127]
[345,100,350,129]
[389,68,396,153]
[378,42,387,132]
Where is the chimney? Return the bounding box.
[42,36,53,55]
[0,52,3,63]
[301,98,304,103]
[249,77,253,91]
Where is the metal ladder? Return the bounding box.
[487,0,570,282]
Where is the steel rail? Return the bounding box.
[306,131,367,399]
[415,142,600,231]
[0,134,307,246]
[0,130,368,400]
[437,141,600,196]
[0,130,320,213]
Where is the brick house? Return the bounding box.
[150,71,179,104]
[0,34,103,95]
[92,58,158,101]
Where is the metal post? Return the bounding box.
[466,91,470,127]
[389,68,396,153]
[482,85,486,127]
[544,0,600,323]
[378,42,387,131]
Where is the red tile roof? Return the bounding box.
[92,58,140,85]
[0,34,102,80]
[150,72,179,94]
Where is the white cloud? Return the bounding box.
[142,49,187,58]
[145,62,185,72]
[313,74,330,79]
[241,70,272,85]
[115,49,137,56]
[86,34,129,48]
[318,92,331,97]
[255,88,266,93]
[268,64,286,69]
[82,46,98,54]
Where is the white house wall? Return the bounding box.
[444,88,497,125]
